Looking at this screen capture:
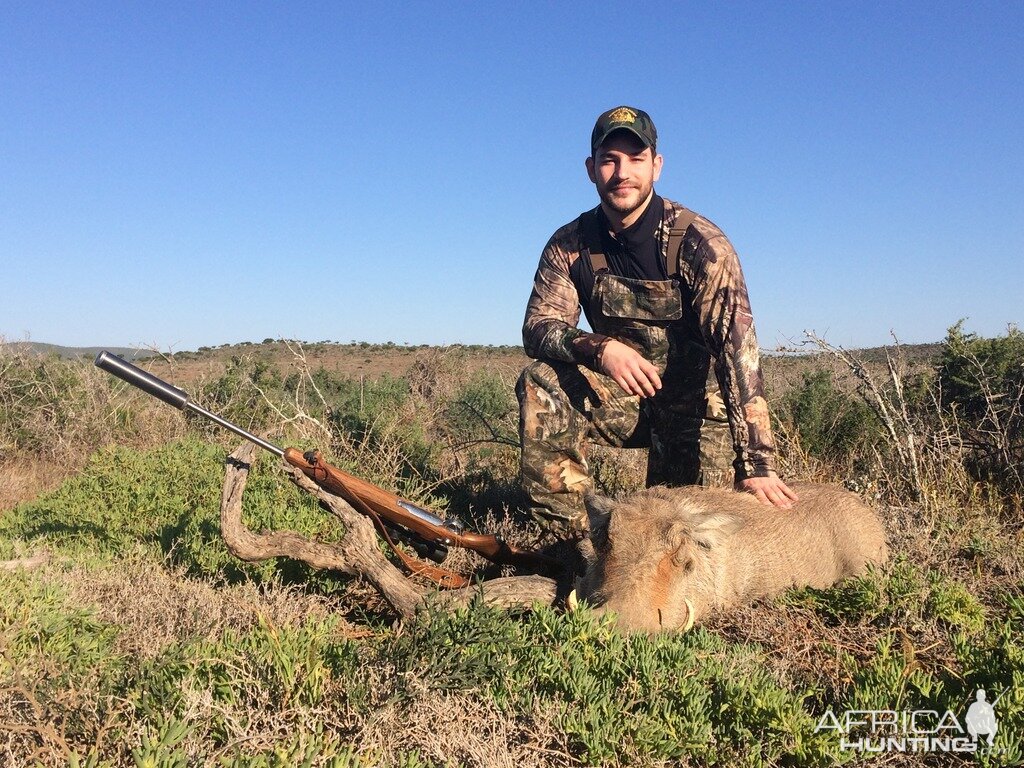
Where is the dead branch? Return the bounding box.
[219,444,560,620]
[803,330,923,500]
[444,396,519,450]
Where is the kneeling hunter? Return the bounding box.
[517,105,798,532]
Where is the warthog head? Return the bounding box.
[573,487,744,633]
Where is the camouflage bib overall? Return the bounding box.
[517,208,735,532]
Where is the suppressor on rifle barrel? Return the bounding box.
[94,351,284,457]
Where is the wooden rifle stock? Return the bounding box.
[283,448,558,571]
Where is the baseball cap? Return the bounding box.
[590,106,657,154]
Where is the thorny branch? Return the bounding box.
[251,341,335,446]
[445,397,519,450]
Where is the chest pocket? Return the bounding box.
[593,273,683,323]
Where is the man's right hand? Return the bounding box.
[598,339,662,397]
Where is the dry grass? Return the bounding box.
[0,459,58,512]
[54,555,368,659]
[353,688,575,768]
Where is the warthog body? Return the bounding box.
[576,482,888,632]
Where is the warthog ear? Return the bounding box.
[689,511,745,550]
[584,494,614,546]
[666,520,690,552]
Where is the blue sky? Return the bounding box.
[2,1,1021,352]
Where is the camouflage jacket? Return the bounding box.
[522,196,777,479]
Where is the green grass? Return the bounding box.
[389,600,843,766]
[2,440,1023,765]
[0,560,842,766]
[0,438,343,587]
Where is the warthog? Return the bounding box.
[571,482,888,632]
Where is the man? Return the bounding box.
[966,689,999,747]
[517,105,797,532]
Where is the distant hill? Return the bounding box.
[842,342,943,364]
[3,338,946,374]
[5,342,157,361]
[768,341,945,364]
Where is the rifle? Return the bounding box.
[94,351,557,588]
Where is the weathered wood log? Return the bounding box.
[219,443,560,620]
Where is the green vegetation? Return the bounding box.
[1,328,1022,765]
[0,440,339,587]
[778,369,881,466]
[938,322,1024,497]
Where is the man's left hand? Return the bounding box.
[736,474,799,509]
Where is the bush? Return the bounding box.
[442,371,518,451]
[779,369,882,467]
[0,348,116,460]
[278,365,443,506]
[936,322,1024,496]
[197,355,281,434]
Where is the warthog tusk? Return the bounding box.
[681,599,695,632]
[567,589,578,612]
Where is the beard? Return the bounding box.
[597,179,654,218]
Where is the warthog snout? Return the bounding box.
[574,483,888,633]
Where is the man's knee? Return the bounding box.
[520,360,566,439]
[517,360,569,401]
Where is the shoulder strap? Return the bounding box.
[665,207,697,277]
[580,209,609,273]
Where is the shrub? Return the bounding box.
[779,369,882,467]
[936,322,1024,496]
[442,371,518,452]
[197,355,281,434]
[0,348,115,459]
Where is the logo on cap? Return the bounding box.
[607,107,637,124]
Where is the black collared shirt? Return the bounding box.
[596,192,667,281]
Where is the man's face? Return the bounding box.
[586,130,663,219]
